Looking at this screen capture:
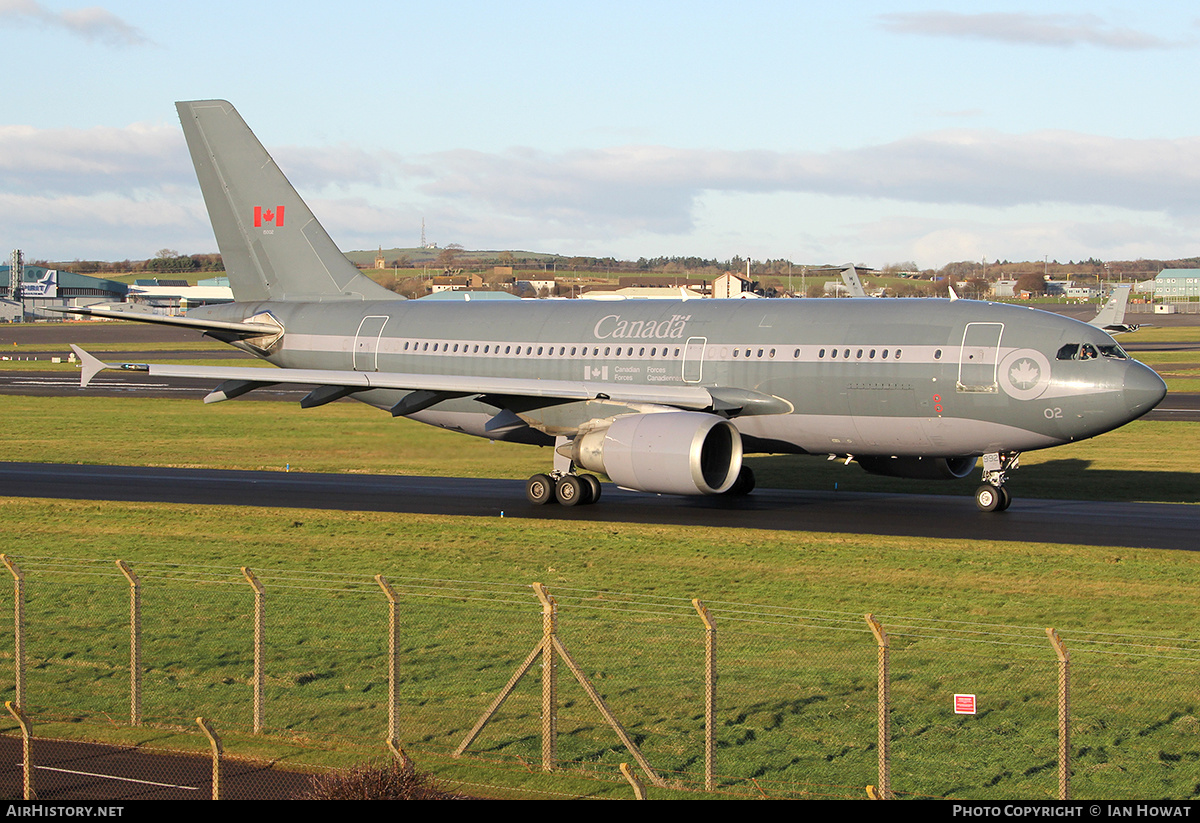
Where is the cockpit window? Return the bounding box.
[1058,342,1126,361]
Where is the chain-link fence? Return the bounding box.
[0,555,1196,800]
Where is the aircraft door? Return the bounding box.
[682,336,707,383]
[353,315,389,371]
[957,322,1003,392]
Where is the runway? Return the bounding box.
[0,461,1195,552]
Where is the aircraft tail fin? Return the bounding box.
[176,100,397,303]
[1090,284,1132,329]
[840,265,867,298]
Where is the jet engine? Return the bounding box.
[856,455,976,480]
[566,412,743,495]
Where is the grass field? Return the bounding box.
[1,499,1199,799]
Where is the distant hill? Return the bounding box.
[342,247,561,268]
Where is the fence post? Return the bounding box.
[242,567,265,734]
[534,582,557,772]
[1,555,25,710]
[116,560,141,726]
[865,614,891,799]
[375,575,401,749]
[693,598,716,792]
[197,717,222,800]
[620,762,647,800]
[1046,628,1070,800]
[6,701,34,800]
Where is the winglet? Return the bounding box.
[70,345,110,388]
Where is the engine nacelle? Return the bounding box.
[856,455,976,480]
[568,412,743,495]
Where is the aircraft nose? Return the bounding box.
[1123,360,1167,418]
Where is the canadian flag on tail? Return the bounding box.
[253,206,285,227]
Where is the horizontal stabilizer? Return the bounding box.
[52,305,280,336]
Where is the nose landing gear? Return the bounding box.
[975,451,1019,512]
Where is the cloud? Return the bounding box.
[877,11,1183,50]
[0,121,189,194]
[0,0,151,47]
[9,117,1200,266]
[405,131,1200,233]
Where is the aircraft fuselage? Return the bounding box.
[194,295,1164,460]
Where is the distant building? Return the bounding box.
[1154,269,1200,301]
[430,273,484,293]
[992,280,1018,298]
[518,278,557,296]
[0,264,128,320]
[127,277,234,312]
[711,272,751,299]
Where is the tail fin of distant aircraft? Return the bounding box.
[1089,284,1141,334]
[841,265,867,298]
[176,100,397,303]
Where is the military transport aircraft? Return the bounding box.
[66,100,1167,512]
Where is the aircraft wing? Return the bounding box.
[71,346,791,417]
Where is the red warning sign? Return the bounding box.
[954,694,977,714]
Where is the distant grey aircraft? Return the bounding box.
[1088,283,1141,335]
[67,100,1167,512]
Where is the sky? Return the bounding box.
[3,0,1200,271]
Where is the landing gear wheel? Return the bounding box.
[975,484,1002,512]
[996,486,1012,512]
[526,473,557,505]
[555,474,587,507]
[580,474,602,504]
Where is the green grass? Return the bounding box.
[0,501,1197,799]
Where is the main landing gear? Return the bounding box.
[974,451,1020,513]
[526,471,603,507]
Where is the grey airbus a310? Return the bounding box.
[67,100,1166,512]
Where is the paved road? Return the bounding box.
[0,735,315,800]
[0,461,1194,552]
